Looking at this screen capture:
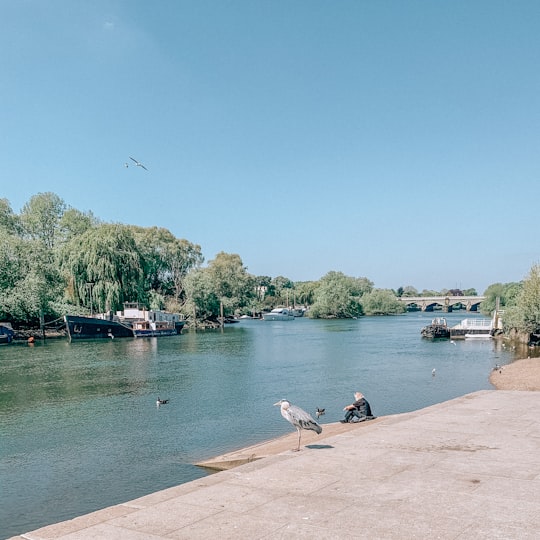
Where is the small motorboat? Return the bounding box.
[262,308,295,321]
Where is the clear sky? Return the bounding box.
[2,1,539,293]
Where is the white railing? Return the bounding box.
[454,318,492,329]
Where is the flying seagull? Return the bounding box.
[129,156,148,170]
[316,407,326,419]
[274,399,322,451]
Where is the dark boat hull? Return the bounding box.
[421,325,450,339]
[65,315,134,340]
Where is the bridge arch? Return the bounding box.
[398,296,484,312]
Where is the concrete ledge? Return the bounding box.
[10,390,540,539]
[196,417,383,470]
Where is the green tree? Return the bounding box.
[128,226,203,310]
[163,237,203,309]
[206,252,255,314]
[184,252,255,321]
[503,265,540,334]
[0,235,28,320]
[516,264,540,333]
[463,288,478,296]
[59,208,100,242]
[0,236,62,323]
[421,289,439,296]
[20,192,66,249]
[183,267,220,322]
[362,289,406,315]
[253,275,271,300]
[295,280,318,307]
[269,276,294,305]
[401,285,418,297]
[309,271,371,319]
[481,282,522,316]
[0,198,20,234]
[61,224,144,312]
[1,194,66,322]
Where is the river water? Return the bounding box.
[0,312,530,538]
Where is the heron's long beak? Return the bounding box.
[273,401,282,406]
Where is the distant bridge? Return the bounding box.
[398,296,485,312]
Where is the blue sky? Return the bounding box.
[2,1,539,293]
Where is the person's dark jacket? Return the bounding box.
[347,397,375,422]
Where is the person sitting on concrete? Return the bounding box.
[341,391,375,423]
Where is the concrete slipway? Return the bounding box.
[10,390,540,539]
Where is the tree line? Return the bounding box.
[0,193,538,335]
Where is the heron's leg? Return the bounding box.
[294,428,301,451]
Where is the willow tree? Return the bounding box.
[295,280,319,307]
[62,224,144,313]
[129,226,203,310]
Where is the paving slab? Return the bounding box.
[10,390,540,539]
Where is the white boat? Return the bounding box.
[262,308,295,321]
[464,333,493,339]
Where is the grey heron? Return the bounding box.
[129,156,148,170]
[274,399,322,451]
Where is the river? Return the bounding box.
[0,311,530,539]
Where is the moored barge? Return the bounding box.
[64,315,134,340]
[65,302,186,340]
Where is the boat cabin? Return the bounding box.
[116,302,183,325]
[132,319,175,332]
